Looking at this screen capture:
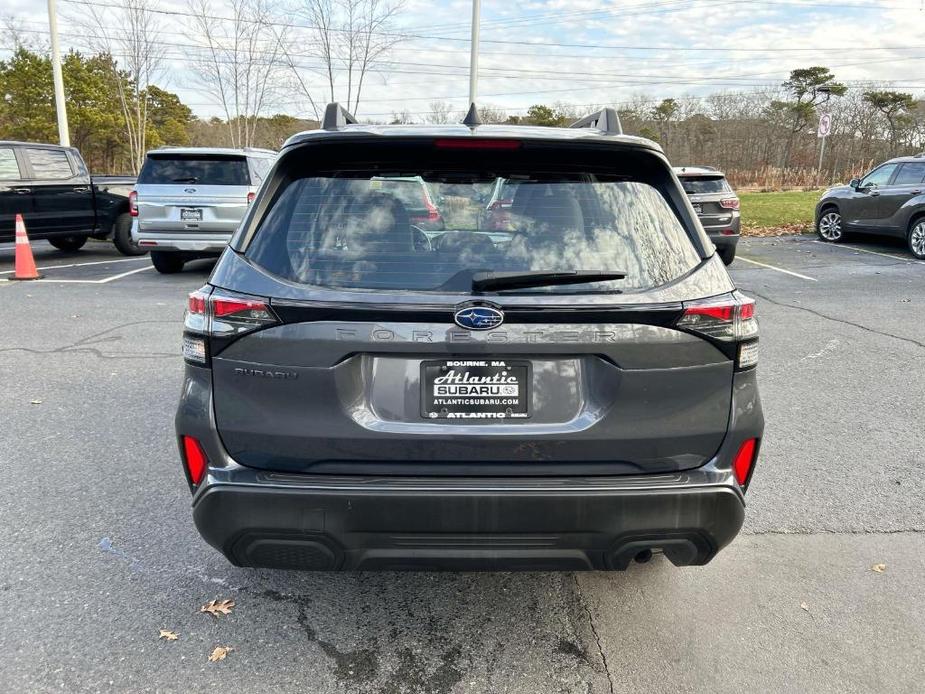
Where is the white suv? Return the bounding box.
[131,147,276,274]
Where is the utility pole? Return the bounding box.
[468,0,480,107]
[47,0,70,146]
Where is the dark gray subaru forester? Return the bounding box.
[176,104,763,572]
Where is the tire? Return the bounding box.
[816,207,844,242]
[150,251,186,274]
[112,213,146,256]
[908,217,925,260]
[48,235,88,252]
[719,246,736,265]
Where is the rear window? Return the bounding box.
[679,176,731,194]
[138,155,250,186]
[246,152,701,294]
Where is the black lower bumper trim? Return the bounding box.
[192,481,744,571]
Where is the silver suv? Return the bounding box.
[132,147,276,274]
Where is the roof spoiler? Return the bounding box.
[322,102,357,131]
[569,108,622,135]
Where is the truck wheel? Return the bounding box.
[112,213,146,256]
[48,235,88,252]
[150,251,186,274]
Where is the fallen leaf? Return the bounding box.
[159,629,179,641]
[208,646,233,662]
[200,599,235,617]
[30,399,42,405]
[871,563,887,573]
[800,602,810,612]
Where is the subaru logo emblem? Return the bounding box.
[454,304,504,330]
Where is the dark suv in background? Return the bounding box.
[673,166,740,265]
[815,154,925,259]
[175,105,763,573]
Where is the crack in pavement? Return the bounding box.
[0,319,182,360]
[573,574,615,694]
[750,290,925,350]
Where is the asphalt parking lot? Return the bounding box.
[1,235,923,693]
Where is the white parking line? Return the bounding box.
[736,256,818,281]
[0,265,154,284]
[811,240,925,264]
[0,256,148,276]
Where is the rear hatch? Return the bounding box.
[201,137,745,476]
[136,153,253,234]
[678,174,736,228]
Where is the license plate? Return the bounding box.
[422,359,531,420]
[180,208,203,221]
[692,203,703,214]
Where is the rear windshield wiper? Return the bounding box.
[472,270,626,292]
[172,177,199,183]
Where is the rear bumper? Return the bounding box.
[702,214,741,249]
[191,471,745,571]
[132,225,231,253]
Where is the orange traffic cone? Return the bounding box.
[11,214,42,281]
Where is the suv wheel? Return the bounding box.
[719,246,736,265]
[48,235,88,252]
[817,209,843,242]
[150,251,186,274]
[112,213,147,256]
[908,218,925,260]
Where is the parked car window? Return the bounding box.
[138,155,250,186]
[0,148,21,180]
[892,162,925,186]
[860,164,897,188]
[25,148,74,180]
[679,176,731,194]
[247,173,701,294]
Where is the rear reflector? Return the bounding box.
[181,436,208,485]
[732,438,758,487]
[434,138,522,150]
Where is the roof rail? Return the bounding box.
[569,107,622,135]
[322,102,357,131]
[461,103,481,127]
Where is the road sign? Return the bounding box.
[817,113,832,138]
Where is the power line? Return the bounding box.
[56,0,925,53]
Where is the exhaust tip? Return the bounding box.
[633,549,653,564]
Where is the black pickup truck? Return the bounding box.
[0,141,143,255]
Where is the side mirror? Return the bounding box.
[849,178,861,189]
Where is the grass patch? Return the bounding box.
[739,189,822,232]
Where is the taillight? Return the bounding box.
[411,198,442,226]
[488,198,514,210]
[676,292,758,369]
[732,438,758,487]
[129,190,139,217]
[181,435,208,486]
[182,286,277,365]
[720,198,740,210]
[247,191,256,205]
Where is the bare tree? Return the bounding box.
[426,100,453,124]
[74,0,166,173]
[187,0,291,148]
[293,0,404,116]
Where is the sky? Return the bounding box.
[3,0,925,122]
